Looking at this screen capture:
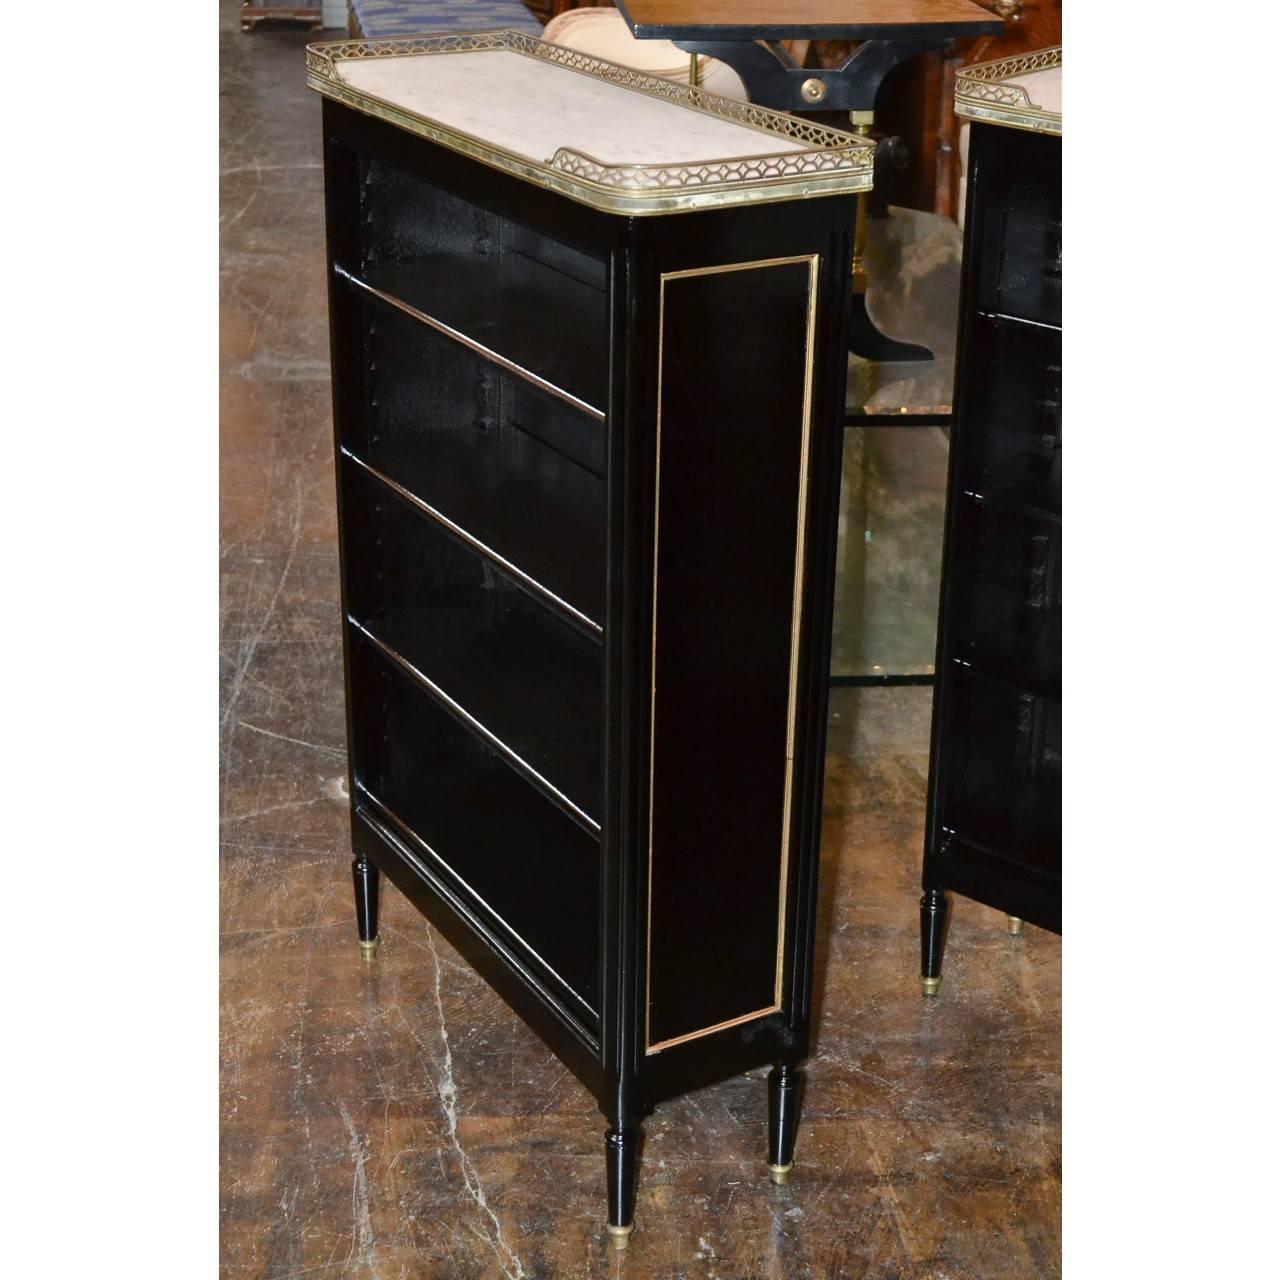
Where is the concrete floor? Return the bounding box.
[219,7,1061,1277]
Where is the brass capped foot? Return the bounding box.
[1007,916,1024,937]
[769,1161,794,1186]
[359,937,380,962]
[606,1223,634,1251]
[921,976,941,997]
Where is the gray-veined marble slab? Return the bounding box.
[335,48,809,167]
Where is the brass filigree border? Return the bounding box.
[644,255,819,1056]
[955,45,1061,137]
[306,29,873,215]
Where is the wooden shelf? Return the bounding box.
[346,255,609,421]
[334,272,608,629]
[343,453,603,819]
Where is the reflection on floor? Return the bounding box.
[219,7,1061,1276]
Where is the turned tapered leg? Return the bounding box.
[920,888,950,996]
[767,1064,802,1184]
[352,855,380,960]
[604,1126,639,1249]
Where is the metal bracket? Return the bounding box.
[672,38,953,113]
[849,294,935,362]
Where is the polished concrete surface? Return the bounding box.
[220,8,1061,1276]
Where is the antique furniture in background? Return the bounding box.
[612,3,997,685]
[870,0,1061,216]
[617,0,1001,361]
[536,7,949,688]
[533,2,1062,216]
[308,31,873,1245]
[543,6,746,98]
[920,48,1061,993]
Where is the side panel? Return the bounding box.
[599,197,854,1105]
[644,257,818,1055]
[922,121,1062,933]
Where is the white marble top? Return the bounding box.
[954,48,1061,135]
[335,49,808,167]
[1008,66,1061,118]
[308,35,872,212]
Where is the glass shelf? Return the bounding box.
[830,424,949,681]
[834,207,959,684]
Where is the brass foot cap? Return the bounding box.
[1007,916,1024,937]
[359,938,380,961]
[921,976,942,997]
[769,1162,794,1186]
[606,1224,634,1251]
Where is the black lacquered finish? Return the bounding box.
[352,856,379,944]
[604,1126,639,1238]
[921,120,1062,989]
[767,1063,802,1172]
[919,887,948,983]
[321,99,857,1236]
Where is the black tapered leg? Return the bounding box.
[352,855,380,960]
[767,1063,802,1185]
[604,1126,639,1250]
[920,887,950,996]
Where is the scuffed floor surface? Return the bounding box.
[219,8,1062,1277]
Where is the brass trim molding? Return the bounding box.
[350,618,602,836]
[356,791,601,1027]
[336,266,606,422]
[306,30,874,215]
[954,45,1062,137]
[648,1006,784,1056]
[342,448,604,637]
[644,255,819,1056]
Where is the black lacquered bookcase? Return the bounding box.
[310,32,873,1245]
[920,49,1062,992]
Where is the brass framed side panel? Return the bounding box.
[644,255,818,1055]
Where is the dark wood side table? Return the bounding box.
[819,0,1062,217]
[920,47,1061,993]
[309,30,873,1247]
[617,0,1002,360]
